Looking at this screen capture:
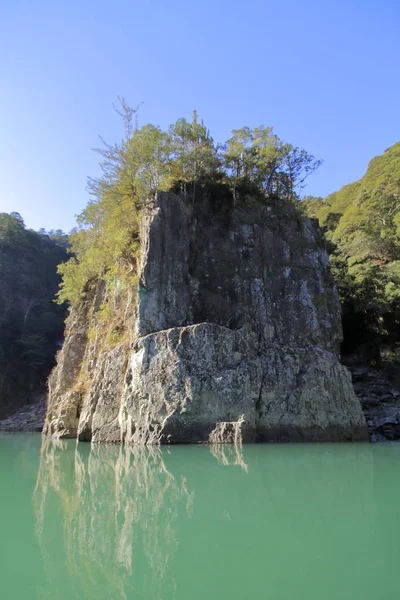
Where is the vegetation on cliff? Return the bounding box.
[306,142,400,360]
[0,212,68,416]
[37,104,400,366]
[57,105,321,307]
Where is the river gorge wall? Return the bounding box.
[44,190,367,443]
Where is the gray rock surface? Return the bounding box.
[350,365,400,441]
[44,190,367,443]
[0,395,46,432]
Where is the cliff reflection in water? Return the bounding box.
[33,438,195,600]
[32,439,377,600]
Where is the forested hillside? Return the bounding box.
[0,213,68,417]
[306,143,400,362]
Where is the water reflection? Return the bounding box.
[32,439,378,600]
[209,442,248,472]
[33,438,194,600]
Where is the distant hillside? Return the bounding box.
[0,213,68,417]
[306,143,400,361]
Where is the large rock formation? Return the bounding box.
[44,190,367,443]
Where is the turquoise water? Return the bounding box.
[1,434,400,599]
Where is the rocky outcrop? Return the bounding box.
[44,190,367,443]
[349,365,400,441]
[0,395,45,432]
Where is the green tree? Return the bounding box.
[58,123,174,305]
[223,126,320,201]
[58,104,321,310]
[169,111,219,199]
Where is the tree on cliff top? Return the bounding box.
[224,126,321,201]
[169,111,220,197]
[57,105,320,307]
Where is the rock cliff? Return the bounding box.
[44,190,367,443]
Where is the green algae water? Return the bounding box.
[1,434,400,600]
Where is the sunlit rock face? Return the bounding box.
[44,191,367,443]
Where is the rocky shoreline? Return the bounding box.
[2,364,399,441]
[349,365,400,442]
[0,396,46,433]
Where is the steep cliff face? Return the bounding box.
[44,191,367,443]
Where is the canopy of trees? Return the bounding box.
[58,107,321,306]
[0,213,68,416]
[306,142,400,360]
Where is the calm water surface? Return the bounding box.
[1,433,400,599]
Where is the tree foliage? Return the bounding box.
[58,105,320,307]
[0,213,68,415]
[306,142,400,358]
[224,126,321,200]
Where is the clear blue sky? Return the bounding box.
[1,0,399,232]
